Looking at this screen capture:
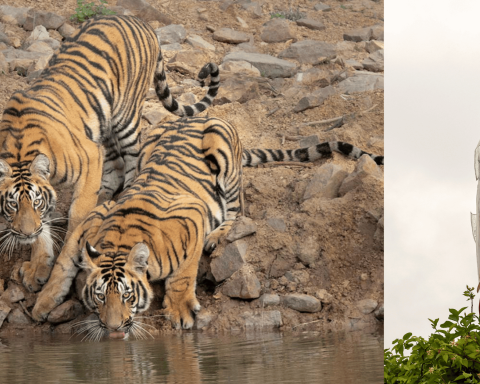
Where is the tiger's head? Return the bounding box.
[78,242,154,339]
[0,154,57,247]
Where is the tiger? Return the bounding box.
[31,116,383,335]
[0,15,220,293]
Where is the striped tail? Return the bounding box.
[154,50,220,116]
[242,141,384,167]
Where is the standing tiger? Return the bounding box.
[0,16,220,293]
[32,116,383,334]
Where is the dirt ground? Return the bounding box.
[0,0,384,336]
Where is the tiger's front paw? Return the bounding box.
[203,230,224,254]
[20,260,52,293]
[163,293,201,330]
[31,292,58,322]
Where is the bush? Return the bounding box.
[384,287,480,383]
[71,0,115,23]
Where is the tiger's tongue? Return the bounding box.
[109,331,126,339]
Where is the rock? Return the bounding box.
[299,135,319,148]
[214,76,260,105]
[267,217,286,232]
[236,17,248,28]
[24,25,50,45]
[0,300,11,327]
[223,51,296,78]
[155,24,186,45]
[296,18,325,31]
[259,293,280,307]
[315,289,333,304]
[143,109,169,125]
[345,59,363,70]
[7,308,30,324]
[374,303,384,320]
[0,51,7,74]
[303,163,348,200]
[24,9,65,31]
[293,85,336,113]
[339,154,383,196]
[194,310,213,329]
[294,68,330,87]
[289,270,310,285]
[0,42,7,51]
[167,49,208,77]
[371,25,384,41]
[210,240,247,282]
[186,35,215,51]
[117,0,172,24]
[296,237,320,266]
[26,41,56,55]
[337,71,384,94]
[213,28,250,44]
[219,60,260,77]
[242,310,282,329]
[362,49,384,72]
[283,294,321,313]
[0,32,9,46]
[161,43,182,52]
[366,40,384,53]
[374,216,384,247]
[314,3,331,12]
[343,27,373,42]
[2,47,51,74]
[1,283,25,303]
[0,6,31,27]
[226,216,257,242]
[222,267,261,299]
[47,299,83,324]
[260,18,295,43]
[58,23,76,38]
[241,2,263,18]
[219,0,234,11]
[233,42,259,53]
[278,40,337,64]
[357,298,378,314]
[177,92,196,105]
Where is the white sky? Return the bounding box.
[386,1,480,346]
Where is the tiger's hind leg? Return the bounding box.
[98,136,125,204]
[201,119,243,253]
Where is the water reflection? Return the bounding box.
[0,331,383,383]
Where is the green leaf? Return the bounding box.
[403,332,413,340]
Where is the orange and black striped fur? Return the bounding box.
[0,16,219,293]
[32,117,383,333]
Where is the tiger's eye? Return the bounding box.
[123,292,130,298]
[97,294,105,300]
[10,201,17,207]
[34,199,41,206]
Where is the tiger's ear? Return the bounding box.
[127,243,149,275]
[78,242,101,271]
[0,159,12,181]
[30,154,50,180]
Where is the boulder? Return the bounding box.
[296,18,325,31]
[339,154,383,196]
[242,310,282,329]
[362,49,384,72]
[24,9,66,31]
[282,294,321,313]
[167,49,208,77]
[219,60,260,77]
[214,76,260,105]
[278,40,337,64]
[210,240,247,282]
[293,85,336,113]
[47,299,84,324]
[260,18,295,43]
[213,28,250,44]
[222,267,261,299]
[117,0,172,24]
[155,24,186,45]
[0,300,11,328]
[259,293,280,307]
[186,35,215,51]
[226,216,257,242]
[7,308,30,324]
[0,6,31,27]
[337,71,384,94]
[303,163,348,200]
[357,298,378,314]
[343,26,373,42]
[296,237,320,266]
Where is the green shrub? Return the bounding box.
[384,287,480,383]
[71,0,116,23]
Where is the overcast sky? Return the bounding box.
[386,1,480,346]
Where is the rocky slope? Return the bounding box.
[0,0,384,336]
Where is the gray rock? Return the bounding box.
[259,293,280,307]
[117,0,172,24]
[299,135,319,148]
[194,310,213,329]
[58,22,76,38]
[365,40,384,53]
[1,284,25,304]
[186,35,215,51]
[155,24,186,45]
[345,59,363,70]
[161,43,182,52]
[296,237,320,266]
[339,154,383,196]
[143,110,168,126]
[357,298,378,314]
[167,49,208,77]
[261,18,295,43]
[0,32,9,46]
[223,51,296,78]
[278,40,337,64]
[24,9,65,31]
[0,6,31,27]
[226,216,257,242]
[314,3,331,11]
[177,92,196,105]
[296,18,325,31]
[374,303,384,320]
[0,300,11,328]
[362,49,384,72]
[222,268,261,299]
[213,28,250,44]
[293,85,336,113]
[343,26,373,42]
[7,308,30,324]
[220,60,260,77]
[315,289,333,304]
[214,76,260,105]
[303,163,348,200]
[267,217,286,232]
[47,299,83,324]
[2,47,51,73]
[242,310,282,329]
[219,0,234,11]
[337,71,384,94]
[241,2,263,18]
[283,294,321,313]
[210,240,247,282]
[234,42,259,53]
[371,25,384,41]
[295,68,330,87]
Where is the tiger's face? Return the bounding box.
[0,154,56,246]
[78,242,153,339]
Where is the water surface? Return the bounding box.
[0,330,383,383]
